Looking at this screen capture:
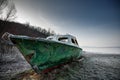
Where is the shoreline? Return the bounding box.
[0,47,120,80]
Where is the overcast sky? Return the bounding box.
[14,0,120,47]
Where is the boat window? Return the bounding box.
[58,37,68,42]
[75,39,78,45]
[71,38,78,45]
[71,39,76,44]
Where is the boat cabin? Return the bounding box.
[47,34,79,47]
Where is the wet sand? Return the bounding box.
[0,46,120,80]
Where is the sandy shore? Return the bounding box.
[0,46,120,80]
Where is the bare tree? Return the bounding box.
[4,0,16,21]
[0,0,16,21]
[48,28,55,35]
[0,0,8,14]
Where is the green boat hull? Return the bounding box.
[10,36,82,73]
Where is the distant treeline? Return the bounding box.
[0,20,55,38]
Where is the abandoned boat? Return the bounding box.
[2,32,82,73]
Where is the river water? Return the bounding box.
[82,47,120,54]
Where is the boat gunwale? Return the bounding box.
[10,36,82,50]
